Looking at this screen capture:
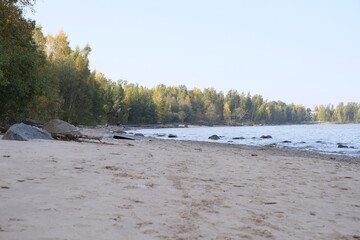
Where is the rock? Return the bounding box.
[43,119,82,138]
[168,134,177,138]
[208,135,220,140]
[22,118,43,128]
[113,129,127,134]
[134,133,145,137]
[233,137,245,140]
[282,140,292,143]
[0,120,11,133]
[260,135,272,139]
[337,143,349,148]
[264,143,277,148]
[155,133,166,137]
[2,123,53,141]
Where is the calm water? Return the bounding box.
[132,124,360,157]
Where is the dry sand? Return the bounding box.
[0,134,360,240]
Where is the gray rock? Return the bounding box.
[155,133,166,137]
[260,135,272,139]
[264,143,277,147]
[168,134,177,138]
[337,143,349,148]
[0,120,11,133]
[233,137,245,140]
[208,135,220,140]
[22,118,43,128]
[43,119,82,137]
[2,123,53,141]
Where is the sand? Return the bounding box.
[0,134,360,240]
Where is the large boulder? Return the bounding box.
[208,135,220,140]
[2,123,53,141]
[43,119,82,138]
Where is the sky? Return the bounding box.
[26,0,360,107]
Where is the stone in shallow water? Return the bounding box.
[233,137,245,140]
[208,135,220,140]
[260,135,272,139]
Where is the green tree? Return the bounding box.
[356,108,360,123]
[152,84,171,123]
[344,102,358,122]
[333,102,345,122]
[316,104,333,122]
[223,102,232,125]
[250,94,264,122]
[46,31,71,64]
[27,26,61,121]
[205,103,219,124]
[0,0,44,121]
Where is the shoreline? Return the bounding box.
[1,136,360,239]
[165,138,360,165]
[121,121,360,129]
[123,124,360,159]
[75,121,360,133]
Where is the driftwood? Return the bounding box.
[112,135,138,140]
[53,134,102,142]
[53,134,140,144]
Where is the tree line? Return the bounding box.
[313,103,360,123]
[1,1,360,126]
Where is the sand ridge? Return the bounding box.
[0,137,360,239]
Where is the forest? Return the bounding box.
[1,1,360,126]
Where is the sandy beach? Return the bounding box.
[0,134,360,240]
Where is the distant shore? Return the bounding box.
[99,121,360,131]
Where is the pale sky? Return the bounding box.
[27,0,360,107]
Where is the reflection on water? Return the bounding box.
[132,124,360,157]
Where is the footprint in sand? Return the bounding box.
[103,166,120,171]
[110,215,122,222]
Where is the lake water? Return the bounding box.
[131,124,360,157]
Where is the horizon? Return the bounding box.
[27,0,360,108]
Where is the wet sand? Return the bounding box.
[0,136,360,239]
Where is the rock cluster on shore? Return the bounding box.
[2,119,82,141]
